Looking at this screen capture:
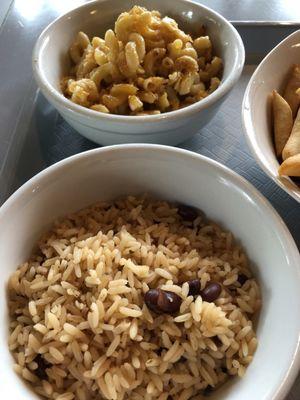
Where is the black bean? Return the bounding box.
[144,289,181,314]
[144,289,161,313]
[155,347,164,356]
[221,366,227,373]
[201,282,222,302]
[237,274,248,285]
[157,290,181,314]
[177,204,198,222]
[214,336,223,347]
[187,279,201,296]
[203,385,214,396]
[34,354,50,380]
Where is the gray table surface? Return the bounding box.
[1,0,300,196]
[0,1,300,399]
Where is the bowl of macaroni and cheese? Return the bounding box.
[33,0,245,145]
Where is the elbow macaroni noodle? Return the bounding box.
[61,6,223,115]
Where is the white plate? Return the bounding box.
[0,144,300,399]
[242,29,300,203]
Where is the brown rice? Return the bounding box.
[7,196,260,399]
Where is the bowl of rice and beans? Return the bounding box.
[1,145,300,400]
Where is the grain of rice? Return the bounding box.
[119,373,130,389]
[174,313,192,323]
[119,307,142,318]
[17,352,25,367]
[123,362,136,380]
[132,355,141,369]
[62,262,74,281]
[104,371,117,399]
[163,340,180,362]
[48,312,60,330]
[223,274,238,286]
[236,325,252,341]
[59,334,72,343]
[9,324,22,344]
[13,363,22,374]
[76,387,86,400]
[190,297,202,322]
[201,353,216,368]
[155,268,173,280]
[200,365,214,387]
[121,259,149,278]
[188,360,200,377]
[102,324,115,331]
[108,286,132,295]
[30,280,50,291]
[145,358,160,368]
[161,331,172,349]
[56,393,75,400]
[71,340,83,363]
[158,360,169,375]
[53,365,67,378]
[160,284,182,295]
[28,333,41,352]
[181,282,190,298]
[63,323,82,337]
[142,304,153,324]
[238,364,246,378]
[241,339,249,357]
[90,355,107,377]
[113,321,129,335]
[180,296,194,313]
[179,387,194,400]
[42,380,53,396]
[218,334,230,346]
[106,335,121,357]
[172,346,185,363]
[22,367,38,382]
[158,394,169,400]
[28,301,37,316]
[236,298,254,313]
[49,346,64,363]
[109,279,128,287]
[129,319,138,340]
[88,303,99,329]
[248,337,258,355]
[112,373,122,393]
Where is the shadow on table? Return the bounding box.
[36,93,99,166]
[12,92,98,177]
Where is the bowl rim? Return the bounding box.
[1,144,300,399]
[242,29,300,203]
[32,0,245,125]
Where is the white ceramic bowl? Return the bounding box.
[242,29,300,203]
[32,0,245,146]
[0,144,300,399]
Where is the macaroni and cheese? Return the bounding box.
[61,6,223,115]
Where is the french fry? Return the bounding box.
[272,90,293,156]
[282,106,300,160]
[283,64,300,117]
[278,153,300,176]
